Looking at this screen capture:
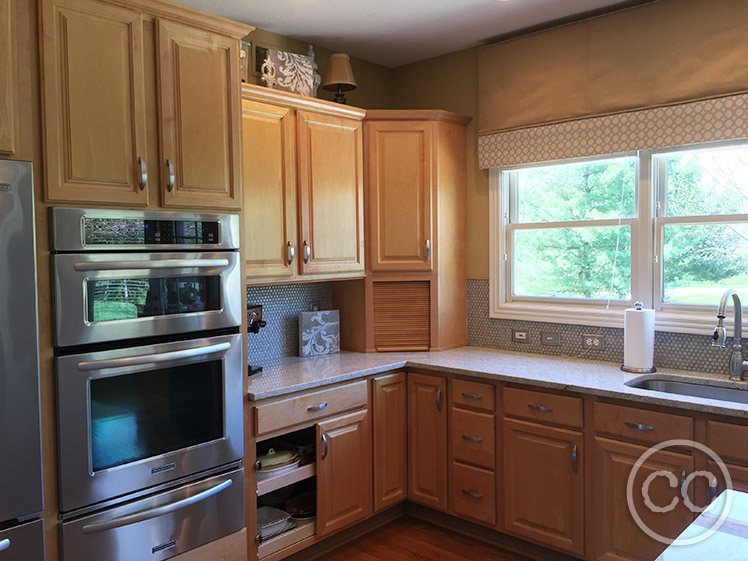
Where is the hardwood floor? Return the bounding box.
[323,516,534,561]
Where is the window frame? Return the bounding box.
[489,141,747,334]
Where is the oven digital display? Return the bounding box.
[83,218,220,246]
[90,360,223,471]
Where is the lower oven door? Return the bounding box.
[56,333,243,513]
[0,519,45,561]
[61,468,244,561]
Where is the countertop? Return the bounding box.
[246,346,748,419]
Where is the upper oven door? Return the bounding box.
[53,252,241,347]
[55,333,244,513]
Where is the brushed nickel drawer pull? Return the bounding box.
[425,239,431,262]
[138,156,147,190]
[528,404,552,413]
[321,433,329,460]
[287,242,295,266]
[625,421,655,431]
[462,489,483,499]
[461,392,483,400]
[166,159,175,192]
[303,241,311,264]
[461,434,483,443]
[307,403,328,412]
[436,388,443,412]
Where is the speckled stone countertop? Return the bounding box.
[246,346,748,419]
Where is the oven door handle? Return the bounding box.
[77,342,232,372]
[80,478,233,535]
[73,258,230,272]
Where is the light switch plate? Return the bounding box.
[512,329,530,343]
[541,332,561,346]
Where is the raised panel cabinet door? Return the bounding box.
[41,0,148,205]
[157,19,241,209]
[366,121,433,272]
[592,437,694,561]
[372,372,407,512]
[0,0,18,155]
[407,373,447,511]
[316,408,372,538]
[241,99,297,281]
[297,110,365,275]
[502,418,584,556]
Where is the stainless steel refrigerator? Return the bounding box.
[0,160,45,560]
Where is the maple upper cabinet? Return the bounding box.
[157,19,242,209]
[0,0,19,156]
[40,0,251,207]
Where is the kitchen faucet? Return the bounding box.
[712,289,748,381]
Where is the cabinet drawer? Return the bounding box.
[451,461,496,526]
[451,408,495,469]
[452,379,495,412]
[503,387,582,429]
[593,402,692,444]
[254,380,368,436]
[707,421,748,464]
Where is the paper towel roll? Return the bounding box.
[622,302,656,372]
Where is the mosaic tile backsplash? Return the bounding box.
[246,282,332,364]
[467,279,746,375]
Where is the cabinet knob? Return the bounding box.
[138,156,147,191]
[287,242,295,266]
[166,159,175,192]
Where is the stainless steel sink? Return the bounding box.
[627,377,748,405]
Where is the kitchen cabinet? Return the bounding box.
[407,372,448,511]
[40,0,250,208]
[242,85,366,282]
[0,0,19,156]
[502,417,584,556]
[372,372,408,512]
[591,437,694,561]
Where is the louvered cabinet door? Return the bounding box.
[372,281,430,351]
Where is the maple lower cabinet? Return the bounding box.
[591,437,694,561]
[502,418,585,556]
[316,408,372,537]
[372,372,408,512]
[407,373,448,511]
[40,0,250,207]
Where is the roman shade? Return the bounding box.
[478,0,748,168]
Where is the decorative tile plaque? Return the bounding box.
[299,310,340,357]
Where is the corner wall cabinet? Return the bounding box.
[241,85,365,283]
[40,0,250,208]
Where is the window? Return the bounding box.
[490,141,748,333]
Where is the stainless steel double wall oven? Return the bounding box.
[52,209,245,561]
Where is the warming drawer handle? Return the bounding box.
[73,258,230,272]
[80,479,232,535]
[0,539,10,553]
[77,342,232,372]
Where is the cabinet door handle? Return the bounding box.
[710,481,719,502]
[461,434,483,443]
[138,156,147,190]
[321,433,329,460]
[307,403,327,412]
[436,388,442,412]
[462,489,483,499]
[166,159,175,192]
[461,392,483,400]
[303,241,311,264]
[571,444,579,473]
[287,242,295,266]
[0,539,10,553]
[528,404,552,413]
[625,421,656,431]
[425,239,431,262]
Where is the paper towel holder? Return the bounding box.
[621,302,657,373]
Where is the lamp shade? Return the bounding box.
[321,53,357,92]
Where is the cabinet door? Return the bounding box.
[592,437,694,561]
[407,373,447,511]
[366,121,433,272]
[41,0,148,205]
[157,19,241,209]
[372,372,407,512]
[0,0,18,155]
[502,418,584,556]
[241,99,297,281]
[317,408,372,537]
[297,110,365,276]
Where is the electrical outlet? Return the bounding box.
[512,329,530,343]
[541,331,561,346]
[582,334,605,350]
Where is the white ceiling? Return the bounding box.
[173,0,641,68]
